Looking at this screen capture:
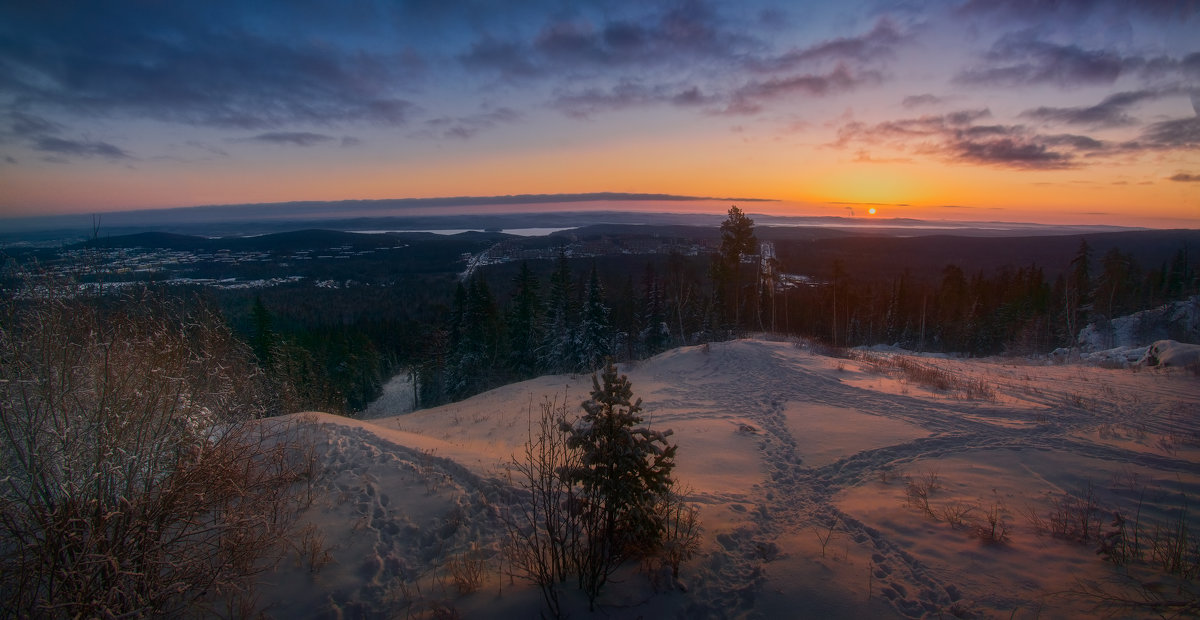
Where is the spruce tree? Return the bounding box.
[578,264,612,372]
[717,205,757,332]
[507,261,542,378]
[561,360,676,608]
[250,296,276,367]
[540,250,577,373]
[638,263,670,356]
[448,277,501,398]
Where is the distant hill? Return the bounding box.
[775,229,1200,280]
[76,229,516,252]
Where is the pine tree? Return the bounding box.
[562,361,676,608]
[1065,239,1093,346]
[507,261,542,378]
[613,272,637,361]
[638,263,670,356]
[717,205,757,332]
[250,296,276,367]
[577,264,612,372]
[540,250,578,373]
[447,277,501,398]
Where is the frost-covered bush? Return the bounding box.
[0,285,316,618]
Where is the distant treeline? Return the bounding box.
[408,217,1200,409]
[202,225,1200,414]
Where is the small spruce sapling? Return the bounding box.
[561,360,677,607]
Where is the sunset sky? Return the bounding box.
[1,1,1197,227]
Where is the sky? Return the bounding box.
[0,0,1198,228]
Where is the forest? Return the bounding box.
[8,211,1196,416]
[229,209,1200,414]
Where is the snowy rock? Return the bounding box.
[1139,340,1200,367]
[1078,295,1200,352]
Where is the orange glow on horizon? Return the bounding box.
[1,141,1197,229]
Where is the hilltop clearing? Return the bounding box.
[262,339,1200,618]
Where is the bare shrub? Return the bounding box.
[905,473,938,519]
[1149,516,1198,580]
[293,524,335,573]
[657,484,701,578]
[501,395,579,618]
[1069,575,1199,618]
[854,352,996,400]
[1079,495,1198,611]
[447,546,486,595]
[940,502,977,529]
[0,285,315,618]
[1040,483,1103,543]
[972,500,1011,545]
[813,517,839,559]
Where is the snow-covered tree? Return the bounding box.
[638,263,670,356]
[577,264,612,372]
[539,250,578,374]
[507,261,542,378]
[447,277,501,398]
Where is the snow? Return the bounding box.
[260,339,1200,618]
[1140,339,1200,367]
[360,371,416,418]
[1078,295,1200,353]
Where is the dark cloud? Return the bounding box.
[340,136,362,148]
[955,139,1072,168]
[1168,173,1200,182]
[1018,90,1169,127]
[183,141,229,157]
[509,10,897,118]
[536,20,608,64]
[902,94,944,108]
[955,33,1126,87]
[4,109,134,160]
[552,81,701,118]
[657,0,730,55]
[460,37,542,78]
[9,112,62,138]
[34,136,131,159]
[834,108,990,143]
[1137,117,1200,149]
[834,109,1109,170]
[671,86,710,106]
[243,132,337,147]
[1041,133,1106,151]
[0,3,422,131]
[460,0,745,79]
[956,0,1198,21]
[748,20,904,73]
[603,21,647,52]
[1185,52,1200,79]
[725,65,883,115]
[424,108,520,139]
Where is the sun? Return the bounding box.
[868,207,877,215]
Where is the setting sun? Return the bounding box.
[868,207,877,215]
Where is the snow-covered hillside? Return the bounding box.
[262,340,1200,619]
